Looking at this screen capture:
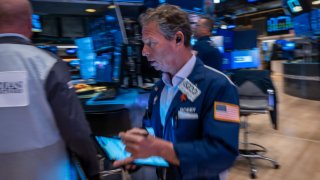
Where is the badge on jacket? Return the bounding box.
[178,78,201,102]
[0,71,29,107]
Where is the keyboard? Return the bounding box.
[94,88,117,101]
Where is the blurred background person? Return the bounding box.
[193,16,224,71]
[0,0,100,179]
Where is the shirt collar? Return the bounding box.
[162,55,197,87]
[0,33,31,42]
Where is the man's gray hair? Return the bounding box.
[139,4,192,47]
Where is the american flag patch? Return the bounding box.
[214,102,240,123]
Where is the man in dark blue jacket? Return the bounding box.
[193,16,223,71]
[114,5,239,180]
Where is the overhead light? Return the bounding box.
[108,5,116,9]
[313,0,320,5]
[214,0,220,3]
[85,9,96,13]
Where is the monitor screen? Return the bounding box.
[292,12,313,37]
[39,16,59,37]
[284,0,312,16]
[222,48,260,70]
[32,14,42,32]
[95,52,123,86]
[282,41,295,51]
[311,9,320,35]
[217,29,234,50]
[267,16,293,35]
[233,30,257,50]
[61,17,85,38]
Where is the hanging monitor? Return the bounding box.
[283,0,312,16]
[267,15,293,35]
[32,14,42,32]
[311,9,320,35]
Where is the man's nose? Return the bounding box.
[142,45,150,57]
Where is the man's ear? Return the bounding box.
[175,31,184,45]
[176,36,182,44]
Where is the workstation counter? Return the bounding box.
[283,62,320,100]
[80,88,150,128]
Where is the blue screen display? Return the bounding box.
[95,136,169,167]
[32,14,42,32]
[311,9,320,35]
[282,42,295,51]
[284,0,312,16]
[267,16,293,35]
[222,48,260,70]
[292,13,313,37]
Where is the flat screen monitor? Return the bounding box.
[233,30,257,50]
[311,9,320,35]
[39,16,59,37]
[283,0,312,16]
[282,41,295,51]
[61,17,85,38]
[217,29,234,50]
[32,14,42,32]
[292,12,313,37]
[267,16,293,35]
[95,52,123,86]
[222,48,260,70]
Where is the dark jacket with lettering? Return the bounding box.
[0,35,99,180]
[144,58,240,180]
[193,36,223,71]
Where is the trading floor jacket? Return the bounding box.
[144,58,240,180]
[193,36,223,71]
[0,35,99,180]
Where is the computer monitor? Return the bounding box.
[311,9,320,35]
[292,12,313,37]
[32,14,42,32]
[282,41,295,51]
[83,5,127,86]
[283,0,312,16]
[222,48,260,70]
[95,52,123,87]
[267,15,293,35]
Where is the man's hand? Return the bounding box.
[112,128,180,167]
[120,128,159,158]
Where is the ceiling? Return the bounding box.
[31,0,283,17]
[31,0,143,16]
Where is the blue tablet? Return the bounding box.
[95,136,169,167]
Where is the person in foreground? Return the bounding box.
[0,0,100,179]
[193,16,223,71]
[113,4,240,180]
